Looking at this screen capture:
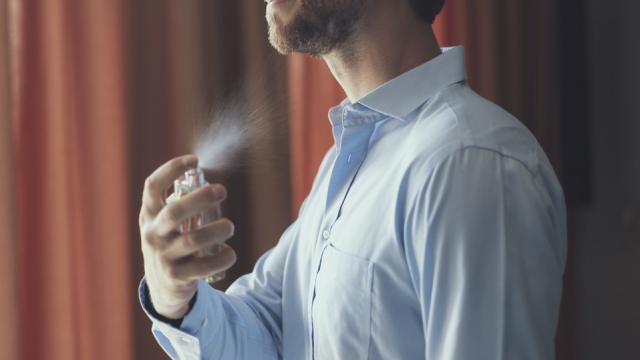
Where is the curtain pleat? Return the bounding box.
[10,0,133,358]
[0,0,19,358]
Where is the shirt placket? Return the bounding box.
[307,108,376,360]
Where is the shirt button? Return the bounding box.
[322,229,331,240]
[180,336,191,343]
[202,317,208,328]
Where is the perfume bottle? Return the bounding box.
[172,168,225,284]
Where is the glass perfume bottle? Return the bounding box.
[172,168,225,284]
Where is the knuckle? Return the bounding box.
[138,210,146,227]
[163,204,182,223]
[142,204,155,218]
[139,206,155,224]
[140,226,155,247]
[144,176,157,191]
[213,184,227,199]
[205,185,219,202]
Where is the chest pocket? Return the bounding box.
[313,243,373,360]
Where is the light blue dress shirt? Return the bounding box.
[140,47,567,359]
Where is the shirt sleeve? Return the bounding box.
[139,218,301,360]
[403,147,566,359]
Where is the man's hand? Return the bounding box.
[139,155,237,319]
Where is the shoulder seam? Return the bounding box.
[426,145,539,180]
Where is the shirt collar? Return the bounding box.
[329,46,467,125]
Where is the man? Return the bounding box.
[138,0,567,358]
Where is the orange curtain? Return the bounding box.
[0,1,18,359]
[7,0,133,358]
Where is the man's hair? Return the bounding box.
[408,0,446,24]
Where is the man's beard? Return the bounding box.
[267,0,366,56]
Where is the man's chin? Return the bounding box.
[268,39,293,55]
[267,22,293,55]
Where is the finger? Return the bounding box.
[170,245,237,281]
[142,155,198,216]
[163,218,234,259]
[153,184,227,237]
[140,192,180,224]
[201,203,223,225]
[165,192,178,204]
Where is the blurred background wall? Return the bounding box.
[571,0,640,358]
[0,0,638,359]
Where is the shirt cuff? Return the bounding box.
[138,277,223,341]
[142,284,191,328]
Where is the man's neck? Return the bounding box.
[322,3,442,102]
